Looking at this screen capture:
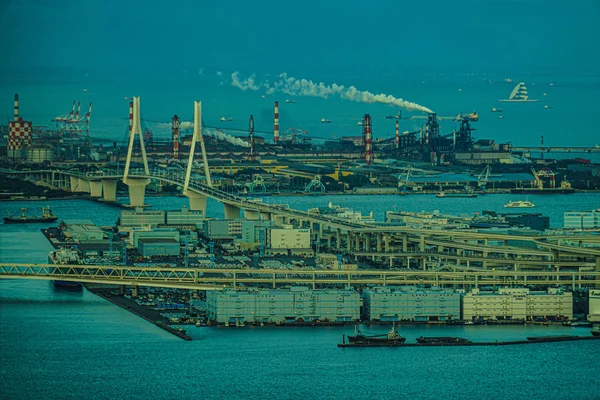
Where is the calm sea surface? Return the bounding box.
[1,195,600,399]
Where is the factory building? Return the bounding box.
[238,220,275,249]
[588,289,600,322]
[206,286,360,324]
[165,206,204,226]
[462,288,573,321]
[138,238,180,257]
[61,219,105,241]
[564,209,600,229]
[267,225,311,250]
[132,228,180,248]
[362,287,461,322]
[203,219,243,240]
[120,208,165,227]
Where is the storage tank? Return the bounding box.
[26,145,54,163]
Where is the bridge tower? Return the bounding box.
[123,96,150,207]
[183,101,212,216]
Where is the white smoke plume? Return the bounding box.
[156,121,249,148]
[230,71,433,113]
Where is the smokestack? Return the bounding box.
[425,123,429,144]
[273,101,279,144]
[363,114,373,165]
[172,115,179,160]
[249,114,255,160]
[13,94,19,121]
[128,101,134,134]
[395,120,399,149]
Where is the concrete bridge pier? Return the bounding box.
[260,212,271,221]
[131,285,139,298]
[336,228,341,250]
[224,204,241,219]
[102,179,117,202]
[89,181,103,197]
[77,178,90,193]
[376,233,382,252]
[365,234,371,252]
[125,178,150,207]
[244,209,260,220]
[70,176,79,191]
[185,191,207,215]
[384,235,390,253]
[271,214,285,226]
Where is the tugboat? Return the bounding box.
[4,207,58,224]
[346,324,406,345]
[321,118,332,123]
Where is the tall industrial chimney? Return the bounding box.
[249,114,255,160]
[395,120,399,149]
[273,101,279,144]
[172,115,179,160]
[363,114,373,165]
[13,94,19,121]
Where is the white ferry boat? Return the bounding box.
[504,200,535,208]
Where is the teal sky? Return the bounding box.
[1,0,598,75]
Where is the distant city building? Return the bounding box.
[462,288,573,321]
[362,286,461,322]
[564,209,600,229]
[206,287,360,324]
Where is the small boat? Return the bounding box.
[491,107,502,113]
[436,192,477,198]
[347,324,405,345]
[504,200,535,208]
[385,115,395,119]
[285,99,296,103]
[356,120,363,126]
[505,78,513,83]
[220,116,234,122]
[83,88,88,93]
[499,82,538,102]
[4,207,58,223]
[544,105,554,109]
[321,118,332,123]
[498,115,504,119]
[592,326,600,337]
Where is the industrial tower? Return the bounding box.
[248,114,255,160]
[362,114,373,164]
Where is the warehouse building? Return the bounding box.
[138,238,180,257]
[462,287,573,321]
[61,219,105,241]
[362,286,461,322]
[267,225,311,250]
[206,286,360,324]
[120,208,165,227]
[588,289,600,323]
[564,209,600,229]
[132,228,180,248]
[166,206,204,226]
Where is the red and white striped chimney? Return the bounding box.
[172,115,179,160]
[128,101,134,134]
[13,94,19,121]
[273,101,279,144]
[395,120,399,149]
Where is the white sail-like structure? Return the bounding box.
[499,82,538,102]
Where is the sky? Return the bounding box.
[1,0,599,75]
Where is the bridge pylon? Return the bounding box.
[123,96,150,207]
[183,101,213,216]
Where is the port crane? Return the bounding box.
[248,174,267,193]
[305,174,326,193]
[397,165,421,192]
[477,165,491,189]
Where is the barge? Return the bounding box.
[338,334,600,348]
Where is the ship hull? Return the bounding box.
[52,280,83,289]
[3,217,58,223]
[498,100,539,102]
[510,189,575,195]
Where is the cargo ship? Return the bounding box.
[511,170,575,195]
[48,249,83,289]
[436,192,477,198]
[416,336,472,344]
[346,324,406,345]
[3,207,58,224]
